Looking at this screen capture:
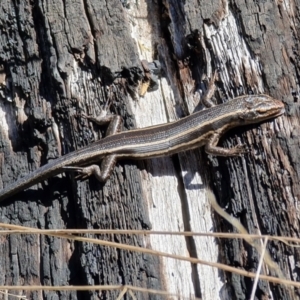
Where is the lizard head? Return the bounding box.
[238,95,285,123]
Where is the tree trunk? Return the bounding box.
[0,0,297,299]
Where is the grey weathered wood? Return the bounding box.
[127,0,298,299]
[0,0,297,299]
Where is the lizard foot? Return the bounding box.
[230,144,249,156]
[63,165,103,181]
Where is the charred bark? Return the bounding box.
[0,0,298,299]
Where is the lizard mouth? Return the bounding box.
[272,104,285,117]
[269,106,285,117]
[257,100,285,119]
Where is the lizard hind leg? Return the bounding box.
[64,103,123,182]
[63,154,118,182]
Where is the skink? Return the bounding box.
[0,93,284,202]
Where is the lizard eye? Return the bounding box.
[255,107,273,114]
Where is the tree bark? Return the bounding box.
[0,0,297,299]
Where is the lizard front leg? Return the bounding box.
[202,71,218,108]
[205,131,247,156]
[202,72,247,156]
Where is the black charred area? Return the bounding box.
[0,0,298,299]
[0,1,160,300]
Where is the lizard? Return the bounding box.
[0,75,285,202]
